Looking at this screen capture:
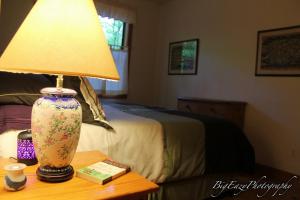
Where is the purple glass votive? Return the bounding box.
[17,130,38,166]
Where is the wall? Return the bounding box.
[123,0,159,105]
[0,0,34,55]
[154,0,300,175]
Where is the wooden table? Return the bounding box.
[0,151,159,200]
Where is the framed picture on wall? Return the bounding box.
[168,39,199,75]
[255,25,300,76]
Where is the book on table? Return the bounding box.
[76,159,131,184]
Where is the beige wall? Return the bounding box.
[0,0,34,55]
[123,0,159,105]
[154,0,300,175]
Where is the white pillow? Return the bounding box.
[0,130,20,158]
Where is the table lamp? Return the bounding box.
[0,0,119,182]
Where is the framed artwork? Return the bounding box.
[168,39,199,75]
[256,25,300,76]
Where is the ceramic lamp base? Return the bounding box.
[36,165,74,182]
[32,87,82,183]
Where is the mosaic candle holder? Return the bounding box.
[3,163,27,191]
[17,130,38,166]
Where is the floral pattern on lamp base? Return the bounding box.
[31,87,82,182]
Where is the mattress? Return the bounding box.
[0,105,206,183]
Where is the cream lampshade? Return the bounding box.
[0,0,119,182]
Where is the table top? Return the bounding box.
[0,151,159,200]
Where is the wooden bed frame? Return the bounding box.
[177,97,247,129]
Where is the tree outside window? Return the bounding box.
[99,16,124,50]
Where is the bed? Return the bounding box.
[0,74,255,200]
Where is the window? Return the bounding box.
[88,16,130,97]
[99,16,125,50]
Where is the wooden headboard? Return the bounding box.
[177,97,247,128]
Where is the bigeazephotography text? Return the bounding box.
[211,176,298,198]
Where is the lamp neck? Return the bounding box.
[56,75,64,89]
